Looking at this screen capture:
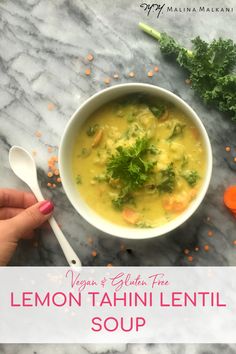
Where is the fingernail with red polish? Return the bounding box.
[39,200,54,215]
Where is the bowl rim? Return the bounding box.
[59,83,213,239]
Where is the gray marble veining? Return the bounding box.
[0,0,236,352]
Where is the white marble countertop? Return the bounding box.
[0,0,236,352]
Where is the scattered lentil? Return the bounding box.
[208,230,213,237]
[35,131,42,138]
[113,73,119,79]
[188,256,193,262]
[154,66,159,72]
[184,249,190,255]
[204,244,209,252]
[185,79,191,85]
[128,71,135,78]
[91,250,97,257]
[85,68,91,76]
[47,102,56,111]
[147,71,153,77]
[87,53,94,61]
[225,146,231,152]
[104,78,111,85]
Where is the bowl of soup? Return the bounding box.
[59,83,212,239]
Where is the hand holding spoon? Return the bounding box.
[9,146,81,267]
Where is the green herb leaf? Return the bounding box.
[182,170,200,187]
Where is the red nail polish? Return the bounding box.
[39,200,54,215]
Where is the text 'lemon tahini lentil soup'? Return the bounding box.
[72,94,206,228]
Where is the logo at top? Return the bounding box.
[140,3,165,18]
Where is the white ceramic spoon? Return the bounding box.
[9,145,81,267]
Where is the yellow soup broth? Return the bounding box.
[72,95,206,228]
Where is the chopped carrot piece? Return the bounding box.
[47,183,52,187]
[234,157,236,163]
[47,172,53,178]
[92,129,103,148]
[85,68,91,76]
[224,186,236,210]
[188,256,193,262]
[154,66,159,72]
[147,71,153,77]
[87,53,94,61]
[225,146,231,152]
[54,169,59,176]
[128,71,135,78]
[122,207,140,224]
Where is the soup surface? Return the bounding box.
[72,94,206,228]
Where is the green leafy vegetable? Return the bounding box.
[182,170,200,187]
[139,22,236,121]
[168,123,186,140]
[106,137,157,207]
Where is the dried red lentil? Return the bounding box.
[225,146,231,152]
[188,256,193,262]
[147,71,153,77]
[91,250,97,257]
[208,230,213,237]
[85,68,91,76]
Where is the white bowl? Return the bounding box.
[59,83,212,239]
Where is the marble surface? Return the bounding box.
[0,0,236,352]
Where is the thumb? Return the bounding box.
[8,200,54,240]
